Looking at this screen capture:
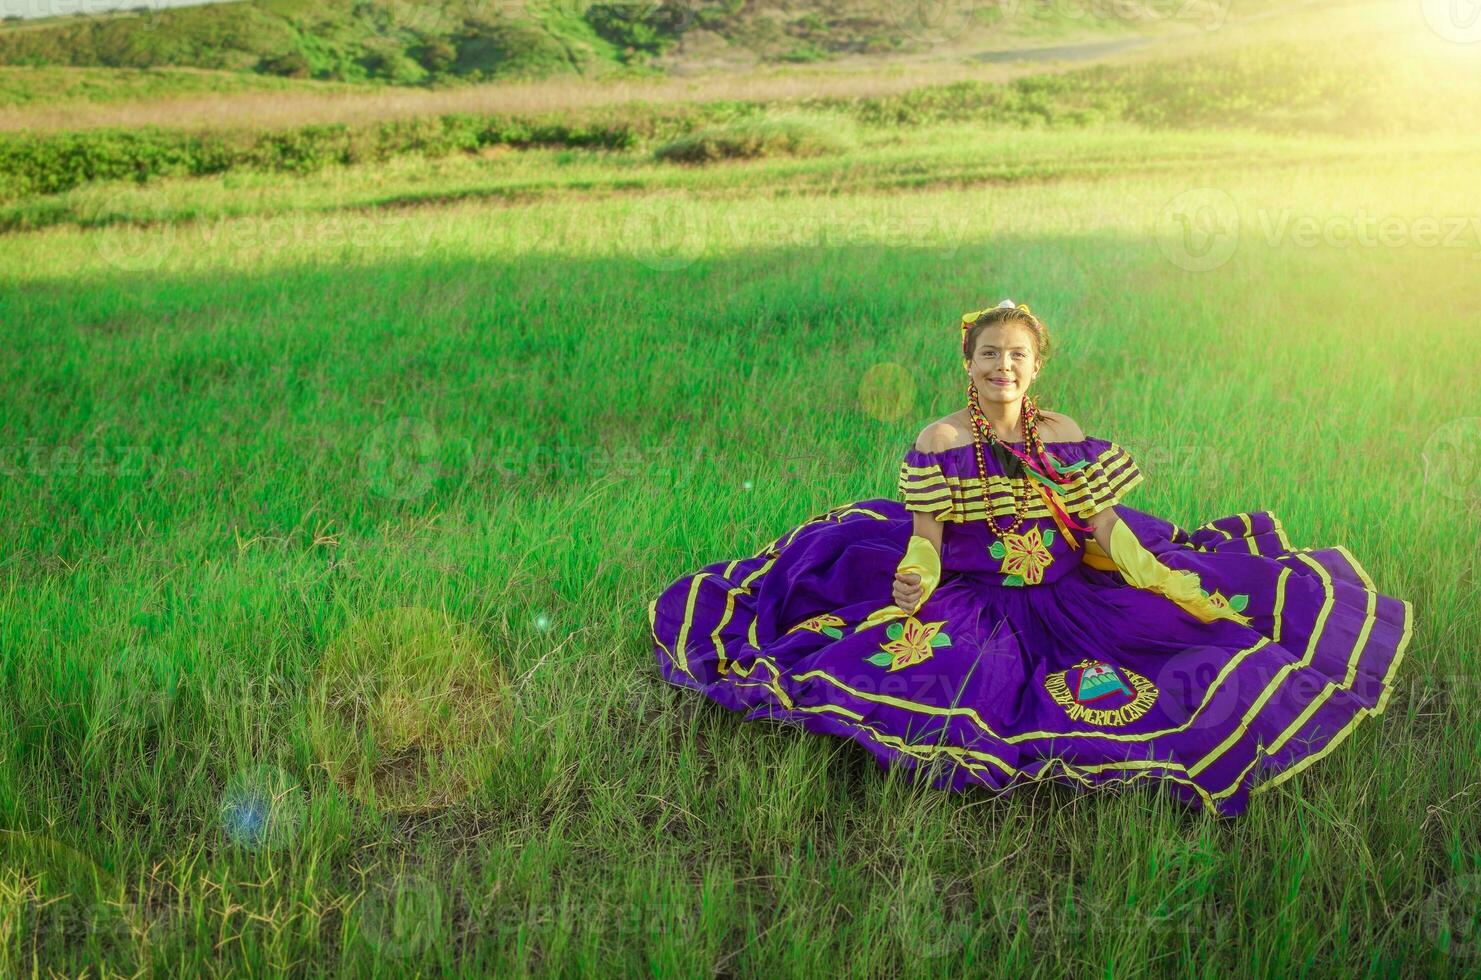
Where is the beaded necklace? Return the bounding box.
[967,385,1051,539]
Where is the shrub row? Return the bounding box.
[0,113,643,201]
[0,39,1469,200]
[653,112,858,164]
[807,42,1476,136]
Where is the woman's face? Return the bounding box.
[965,321,1040,406]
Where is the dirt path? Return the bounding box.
[969,36,1154,64]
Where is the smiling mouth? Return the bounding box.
[989,379,1015,385]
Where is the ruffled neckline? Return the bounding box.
[897,435,1139,523]
[908,439,1084,456]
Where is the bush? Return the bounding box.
[359,45,428,86]
[780,43,828,63]
[653,112,858,164]
[0,111,640,205]
[258,51,311,78]
[583,2,688,57]
[415,38,456,73]
[451,19,571,81]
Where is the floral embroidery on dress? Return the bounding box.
[989,525,1057,586]
[867,617,952,671]
[1201,589,1250,615]
[788,613,847,639]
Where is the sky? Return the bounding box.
[1,0,239,19]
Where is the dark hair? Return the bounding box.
[961,306,1052,364]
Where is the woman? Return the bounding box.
[647,300,1413,818]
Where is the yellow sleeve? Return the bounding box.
[857,534,942,632]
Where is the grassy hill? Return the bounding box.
[0,0,587,83]
[0,0,1271,86]
[0,0,1475,212]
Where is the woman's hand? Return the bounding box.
[892,570,922,614]
[857,529,940,633]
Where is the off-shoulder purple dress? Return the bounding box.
[648,435,1413,817]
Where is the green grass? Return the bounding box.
[2,122,1470,236]
[0,115,1477,974]
[1,2,1478,971]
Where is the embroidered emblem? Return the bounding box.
[1201,589,1250,615]
[1044,658,1159,727]
[989,525,1056,586]
[788,613,846,639]
[867,617,952,672]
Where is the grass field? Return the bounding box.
[2,1,1479,977]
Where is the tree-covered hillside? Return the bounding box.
[0,0,1240,85]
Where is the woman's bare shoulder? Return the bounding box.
[1038,411,1086,442]
[913,411,973,452]
[913,410,1086,451]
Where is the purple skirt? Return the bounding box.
[648,500,1413,818]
